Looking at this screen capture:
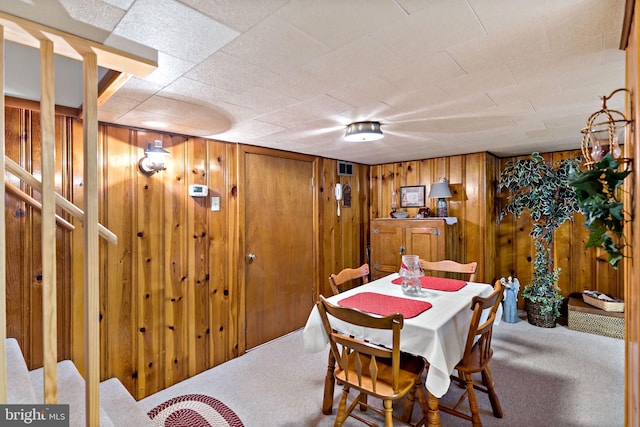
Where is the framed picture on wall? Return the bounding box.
[399,185,426,208]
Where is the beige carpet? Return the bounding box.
[138,312,624,426]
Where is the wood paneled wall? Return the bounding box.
[624,2,639,424]
[4,106,371,399]
[74,124,240,398]
[369,152,500,285]
[370,150,623,307]
[319,159,370,298]
[4,108,72,367]
[497,150,623,303]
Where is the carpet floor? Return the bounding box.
[138,312,624,426]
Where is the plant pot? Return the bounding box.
[526,300,556,328]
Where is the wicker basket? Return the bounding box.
[582,293,624,312]
[526,300,556,328]
[568,297,624,339]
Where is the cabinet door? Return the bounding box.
[405,223,445,262]
[370,223,404,279]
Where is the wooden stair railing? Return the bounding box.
[4,181,75,231]
[5,156,116,244]
[0,13,156,426]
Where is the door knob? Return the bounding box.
[247,253,257,263]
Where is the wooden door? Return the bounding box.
[245,152,314,349]
[370,220,404,279]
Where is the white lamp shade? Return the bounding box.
[428,182,452,199]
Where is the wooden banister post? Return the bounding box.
[40,36,58,404]
[83,49,100,427]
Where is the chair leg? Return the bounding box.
[358,394,368,412]
[323,351,337,415]
[463,373,482,426]
[402,374,429,424]
[414,382,430,426]
[335,387,350,427]
[383,399,393,427]
[402,384,417,422]
[481,364,503,418]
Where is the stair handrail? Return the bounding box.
[5,181,75,231]
[4,156,117,245]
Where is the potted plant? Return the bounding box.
[498,152,581,327]
[569,153,631,269]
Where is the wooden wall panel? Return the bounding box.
[5,108,30,358]
[319,159,370,298]
[70,117,85,374]
[207,141,231,367]
[370,153,492,281]
[185,139,214,375]
[98,125,137,393]
[319,158,332,298]
[459,153,488,282]
[135,132,166,396]
[162,135,189,389]
[4,107,72,368]
[624,4,639,425]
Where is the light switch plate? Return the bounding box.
[211,196,220,211]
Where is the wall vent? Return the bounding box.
[337,161,353,176]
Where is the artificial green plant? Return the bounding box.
[569,153,631,268]
[498,152,581,319]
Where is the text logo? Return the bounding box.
[0,405,69,426]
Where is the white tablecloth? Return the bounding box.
[303,273,500,398]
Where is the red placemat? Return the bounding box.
[391,276,467,291]
[338,292,432,319]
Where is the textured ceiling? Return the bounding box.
[0,0,628,165]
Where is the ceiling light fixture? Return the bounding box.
[344,121,384,142]
[138,140,171,176]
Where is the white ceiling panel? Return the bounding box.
[112,0,239,63]
[275,0,406,49]
[0,0,629,164]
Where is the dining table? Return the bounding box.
[302,272,501,426]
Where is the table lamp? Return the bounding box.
[429,179,452,217]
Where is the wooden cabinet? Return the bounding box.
[370,218,459,279]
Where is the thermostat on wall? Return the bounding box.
[189,184,208,197]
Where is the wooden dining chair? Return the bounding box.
[418,259,478,282]
[316,295,429,427]
[438,280,504,426]
[328,263,370,295]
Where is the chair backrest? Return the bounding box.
[328,263,370,295]
[459,280,504,368]
[316,295,403,393]
[419,259,478,282]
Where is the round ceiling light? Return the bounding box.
[344,121,384,142]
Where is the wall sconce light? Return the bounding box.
[581,88,633,169]
[344,121,384,142]
[428,178,452,217]
[138,140,170,176]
